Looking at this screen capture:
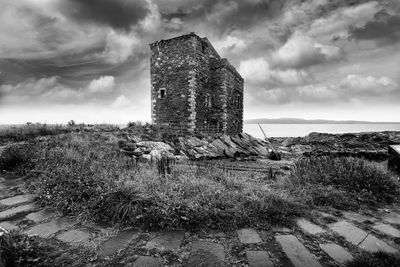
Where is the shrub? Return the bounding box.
[0,144,30,171]
[283,156,400,208]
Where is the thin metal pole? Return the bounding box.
[258,123,268,139]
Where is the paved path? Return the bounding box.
[1,177,400,266]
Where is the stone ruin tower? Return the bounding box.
[149,32,244,135]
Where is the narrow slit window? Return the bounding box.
[159,88,166,98]
[236,95,240,108]
[205,94,212,108]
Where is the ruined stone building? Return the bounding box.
[149,32,244,135]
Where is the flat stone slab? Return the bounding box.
[342,211,376,223]
[296,218,326,235]
[56,229,91,244]
[237,228,262,244]
[329,220,368,245]
[359,234,398,254]
[186,241,225,267]
[0,194,34,206]
[26,209,55,223]
[130,256,163,267]
[145,230,185,250]
[382,212,400,225]
[0,203,38,221]
[246,250,274,267]
[0,221,18,231]
[319,243,353,264]
[24,217,74,238]
[98,229,137,258]
[373,223,400,238]
[275,235,322,267]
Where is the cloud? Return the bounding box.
[238,57,310,86]
[272,32,344,69]
[339,74,398,95]
[65,0,150,31]
[101,31,141,64]
[87,76,115,94]
[112,95,132,107]
[349,11,400,45]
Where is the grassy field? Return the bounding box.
[1,126,399,230]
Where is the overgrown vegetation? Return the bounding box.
[346,251,400,267]
[0,230,94,266]
[10,133,305,230]
[282,156,400,209]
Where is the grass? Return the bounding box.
[11,132,306,230]
[2,130,399,231]
[0,230,95,266]
[346,251,400,267]
[281,156,400,209]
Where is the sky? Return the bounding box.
[0,0,400,124]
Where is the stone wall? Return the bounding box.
[150,33,244,135]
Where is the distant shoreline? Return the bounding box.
[245,118,400,124]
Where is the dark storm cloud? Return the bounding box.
[349,10,400,44]
[158,0,286,34]
[66,0,150,31]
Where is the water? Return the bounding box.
[244,124,400,138]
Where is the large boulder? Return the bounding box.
[136,141,175,160]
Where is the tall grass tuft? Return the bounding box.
[282,156,400,208]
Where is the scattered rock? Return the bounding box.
[56,229,91,244]
[0,221,18,231]
[129,256,163,267]
[359,234,398,254]
[0,203,38,221]
[329,221,368,245]
[0,194,34,206]
[373,223,400,238]
[25,209,55,223]
[98,229,137,258]
[24,217,75,238]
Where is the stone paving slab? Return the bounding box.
[319,243,353,264]
[359,234,398,254]
[129,256,163,267]
[342,211,376,223]
[24,217,75,238]
[373,223,400,238]
[98,229,137,258]
[145,230,185,250]
[296,218,326,235]
[0,221,18,231]
[26,209,55,223]
[56,229,91,244]
[186,241,225,267]
[382,211,400,225]
[275,235,322,267]
[0,203,38,221]
[237,228,262,244]
[0,194,34,206]
[329,220,368,245]
[246,250,274,267]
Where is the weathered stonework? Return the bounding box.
[150,32,244,135]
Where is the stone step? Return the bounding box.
[145,230,185,251]
[56,229,91,244]
[275,235,322,267]
[128,256,163,267]
[372,223,400,238]
[382,211,400,225]
[358,234,398,254]
[24,217,75,238]
[296,218,326,235]
[25,209,55,223]
[329,220,368,245]
[319,243,353,264]
[0,221,18,231]
[246,250,274,267]
[237,228,262,244]
[186,241,225,267]
[0,203,38,221]
[0,194,34,206]
[98,229,137,258]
